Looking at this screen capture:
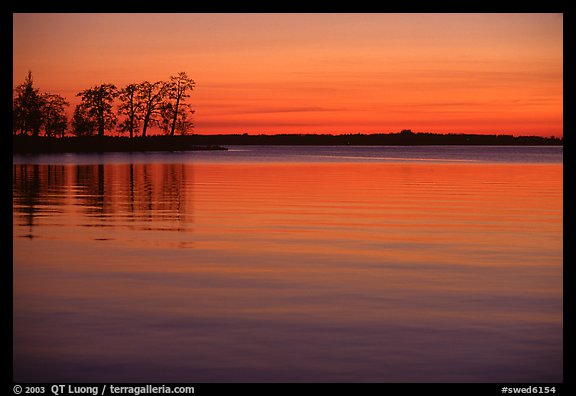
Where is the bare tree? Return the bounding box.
[71,104,96,137]
[138,81,167,137]
[165,72,195,136]
[160,101,195,136]
[174,106,195,135]
[41,93,69,137]
[117,83,142,138]
[77,84,118,136]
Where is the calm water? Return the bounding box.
[13,146,563,382]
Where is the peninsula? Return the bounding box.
[13,135,227,154]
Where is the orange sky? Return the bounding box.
[12,13,563,137]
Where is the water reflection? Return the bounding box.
[13,164,67,238]
[13,163,193,238]
[13,160,562,382]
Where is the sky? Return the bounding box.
[12,13,563,137]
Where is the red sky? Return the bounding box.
[13,13,563,137]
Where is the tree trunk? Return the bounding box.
[129,117,134,139]
[170,96,180,136]
[98,106,105,136]
[98,118,105,136]
[142,113,150,137]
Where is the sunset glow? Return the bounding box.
[13,157,563,381]
[13,13,563,137]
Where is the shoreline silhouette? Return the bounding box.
[13,135,227,154]
[13,131,562,154]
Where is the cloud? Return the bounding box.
[240,106,345,115]
[197,104,346,117]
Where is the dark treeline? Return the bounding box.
[13,135,227,153]
[190,130,563,146]
[13,71,196,139]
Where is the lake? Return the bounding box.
[12,146,563,382]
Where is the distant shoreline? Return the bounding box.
[13,132,562,154]
[191,132,562,147]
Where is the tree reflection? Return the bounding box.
[13,162,193,236]
[13,164,68,237]
[75,164,107,216]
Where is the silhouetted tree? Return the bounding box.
[164,72,195,136]
[138,81,167,137]
[159,101,195,135]
[76,84,118,136]
[13,71,44,136]
[41,93,69,137]
[71,104,96,137]
[175,108,195,135]
[117,83,142,138]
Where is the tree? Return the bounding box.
[159,101,195,136]
[41,93,69,137]
[76,84,118,136]
[117,83,142,138]
[174,107,195,135]
[71,104,96,137]
[13,71,44,136]
[138,81,167,137]
[164,72,195,136]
